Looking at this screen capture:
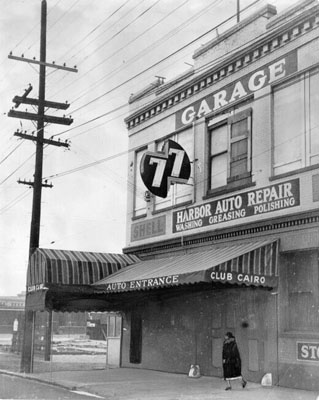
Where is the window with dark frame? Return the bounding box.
[209,108,252,192]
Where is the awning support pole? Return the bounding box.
[44,310,53,361]
[20,310,35,373]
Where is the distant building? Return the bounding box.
[0,293,25,334]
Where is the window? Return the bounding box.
[286,251,319,332]
[154,129,193,211]
[133,148,147,217]
[209,108,252,191]
[273,69,319,175]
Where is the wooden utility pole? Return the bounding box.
[8,0,77,373]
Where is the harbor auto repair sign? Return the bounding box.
[173,179,300,233]
[175,51,297,129]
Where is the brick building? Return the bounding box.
[94,0,319,391]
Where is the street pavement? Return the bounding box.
[0,373,98,399]
[0,351,318,399]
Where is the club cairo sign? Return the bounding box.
[175,51,297,129]
[173,179,300,233]
[102,271,272,293]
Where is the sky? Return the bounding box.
[0,0,293,296]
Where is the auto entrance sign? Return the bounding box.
[173,179,300,233]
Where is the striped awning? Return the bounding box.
[94,239,279,292]
[27,248,140,288]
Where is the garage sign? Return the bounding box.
[175,50,297,129]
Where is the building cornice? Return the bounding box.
[123,210,319,256]
[125,4,319,130]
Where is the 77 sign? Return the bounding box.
[140,140,191,198]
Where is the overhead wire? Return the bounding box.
[25,0,81,52]
[0,141,25,166]
[50,0,261,138]
[45,0,134,79]
[80,0,221,81]
[80,0,162,64]
[3,0,261,144]
[0,151,35,186]
[65,0,193,114]
[0,189,31,215]
[66,0,133,57]
[45,120,319,209]
[68,0,146,62]
[55,0,259,115]
[0,0,264,206]
[0,0,76,152]
[79,0,190,70]
[50,0,222,100]
[47,0,81,33]
[0,1,304,249]
[46,0,146,82]
[47,0,156,97]
[44,0,222,119]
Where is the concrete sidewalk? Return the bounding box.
[0,351,318,400]
[1,366,318,400]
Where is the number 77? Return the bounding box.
[149,149,185,188]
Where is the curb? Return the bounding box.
[0,369,77,391]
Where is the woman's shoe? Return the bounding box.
[242,380,247,388]
[225,386,231,390]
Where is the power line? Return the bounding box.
[0,189,31,215]
[11,0,64,52]
[56,0,259,114]
[44,95,319,196]
[0,141,25,166]
[68,0,145,61]
[81,0,162,64]
[45,0,144,82]
[26,0,81,52]
[3,0,256,146]
[63,0,134,61]
[0,0,264,192]
[50,0,221,100]
[52,0,262,133]
[47,0,262,140]
[80,0,190,69]
[52,103,127,137]
[2,96,313,218]
[47,0,80,32]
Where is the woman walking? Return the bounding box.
[222,332,247,391]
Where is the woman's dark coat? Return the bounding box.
[222,338,242,379]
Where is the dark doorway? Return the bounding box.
[130,311,142,364]
[210,288,276,383]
